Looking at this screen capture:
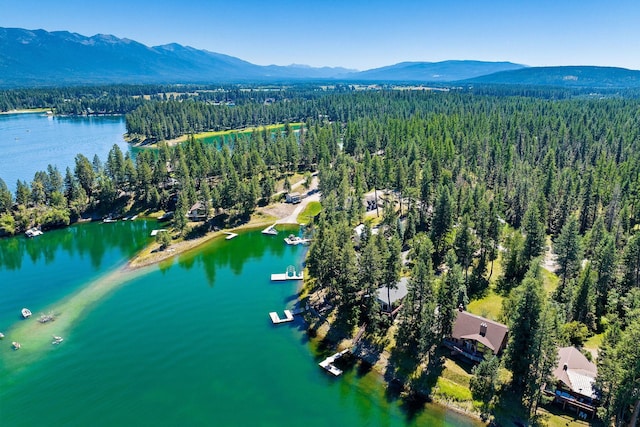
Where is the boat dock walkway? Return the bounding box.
[269,310,294,324]
[223,232,238,240]
[271,271,304,281]
[319,349,350,376]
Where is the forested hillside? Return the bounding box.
[1,86,639,425]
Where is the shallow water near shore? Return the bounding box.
[0,225,481,426]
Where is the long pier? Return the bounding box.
[319,349,350,376]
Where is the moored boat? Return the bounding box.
[25,227,43,238]
[12,341,21,350]
[284,234,311,245]
[21,308,32,318]
[52,336,64,345]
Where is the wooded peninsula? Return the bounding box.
[1,84,638,426]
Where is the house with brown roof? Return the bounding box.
[187,201,208,222]
[544,346,599,419]
[443,310,509,363]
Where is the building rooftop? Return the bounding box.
[451,310,509,354]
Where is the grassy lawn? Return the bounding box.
[297,201,321,224]
[467,289,504,321]
[583,332,604,350]
[194,122,302,144]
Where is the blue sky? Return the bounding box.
[1,0,638,71]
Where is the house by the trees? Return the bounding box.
[285,192,301,204]
[376,277,408,312]
[187,201,207,221]
[443,310,509,363]
[545,346,599,419]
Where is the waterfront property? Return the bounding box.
[376,277,409,313]
[187,201,208,221]
[443,309,509,363]
[544,346,599,419]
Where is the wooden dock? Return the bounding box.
[319,349,350,376]
[223,232,238,240]
[271,272,304,281]
[269,310,294,324]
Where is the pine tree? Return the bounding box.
[554,215,582,291]
[504,268,544,392]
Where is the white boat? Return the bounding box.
[262,224,278,235]
[284,234,311,245]
[25,227,43,238]
[12,341,21,350]
[21,308,32,318]
[0,332,4,339]
[52,336,64,345]
[102,217,117,223]
[130,214,138,221]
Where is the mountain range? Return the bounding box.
[2,27,640,88]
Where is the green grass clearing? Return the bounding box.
[194,123,302,145]
[297,201,321,225]
[467,289,504,321]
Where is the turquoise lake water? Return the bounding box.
[0,225,480,426]
[0,113,130,192]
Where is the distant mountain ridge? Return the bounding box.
[347,60,527,82]
[1,27,640,88]
[463,66,640,88]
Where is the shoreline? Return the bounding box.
[0,108,52,115]
[304,298,486,426]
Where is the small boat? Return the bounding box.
[21,308,32,318]
[25,227,43,238]
[0,332,5,339]
[130,214,138,221]
[102,217,117,223]
[12,341,21,350]
[284,234,311,245]
[262,224,278,235]
[52,336,64,345]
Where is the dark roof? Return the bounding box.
[553,347,598,399]
[451,311,509,354]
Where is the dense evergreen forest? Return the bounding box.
[1,85,639,425]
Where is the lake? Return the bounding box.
[0,113,130,192]
[0,225,480,426]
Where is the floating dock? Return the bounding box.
[262,224,278,235]
[223,232,238,240]
[269,310,294,324]
[271,271,304,281]
[150,229,167,236]
[319,349,350,376]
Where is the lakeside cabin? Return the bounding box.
[187,201,208,222]
[376,277,409,313]
[544,346,599,419]
[443,309,509,363]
